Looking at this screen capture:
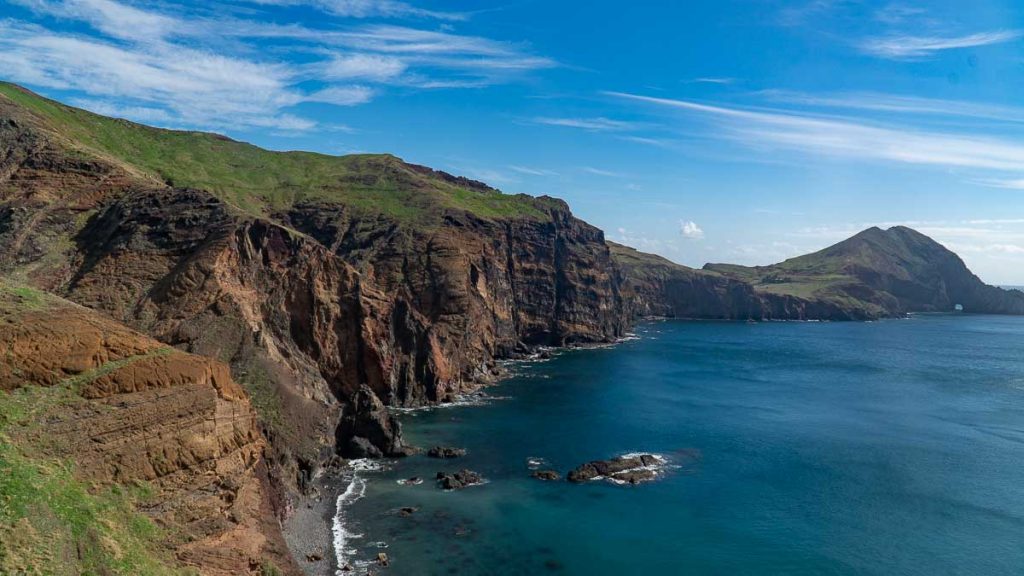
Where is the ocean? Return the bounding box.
[333,315,1024,575]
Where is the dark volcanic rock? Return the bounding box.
[336,385,407,458]
[567,454,664,484]
[427,446,467,459]
[436,469,484,490]
[531,470,561,481]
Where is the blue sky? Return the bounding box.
[3,0,1024,283]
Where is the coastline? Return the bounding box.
[283,472,340,576]
[281,332,643,574]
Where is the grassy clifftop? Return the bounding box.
[0,82,558,223]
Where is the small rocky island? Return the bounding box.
[568,454,668,485]
[436,469,485,490]
[427,446,467,459]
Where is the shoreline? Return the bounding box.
[283,472,340,576]
[282,331,645,574]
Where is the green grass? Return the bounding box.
[0,283,53,317]
[0,379,191,575]
[0,441,192,576]
[235,361,285,441]
[0,82,552,224]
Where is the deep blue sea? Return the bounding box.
[338,315,1024,575]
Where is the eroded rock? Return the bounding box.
[427,446,467,459]
[436,469,484,490]
[567,454,666,484]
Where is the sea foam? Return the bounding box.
[332,459,387,573]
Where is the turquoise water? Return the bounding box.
[341,316,1024,575]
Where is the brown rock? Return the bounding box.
[0,291,298,575]
[436,469,484,490]
[567,454,664,484]
[427,446,466,459]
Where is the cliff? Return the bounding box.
[0,283,297,575]
[609,242,859,320]
[0,82,626,496]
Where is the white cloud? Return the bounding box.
[859,30,1022,59]
[323,53,407,81]
[305,85,375,106]
[0,0,553,132]
[581,166,624,178]
[11,0,178,41]
[509,165,558,177]
[873,3,928,25]
[759,90,1024,124]
[606,91,1024,173]
[691,77,735,84]
[0,23,311,130]
[243,0,466,21]
[680,220,705,240]
[618,135,675,148]
[531,117,637,131]
[239,23,557,83]
[972,178,1024,190]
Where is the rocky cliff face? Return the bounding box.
[0,86,627,495]
[0,285,297,575]
[609,242,858,320]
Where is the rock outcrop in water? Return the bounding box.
[567,454,667,485]
[436,469,485,490]
[427,446,467,459]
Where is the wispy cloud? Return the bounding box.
[11,0,179,41]
[241,0,467,21]
[618,135,675,148]
[859,30,1022,59]
[1,0,552,132]
[322,53,407,81]
[509,165,558,177]
[971,178,1024,190]
[581,166,624,178]
[690,77,735,85]
[531,117,639,131]
[0,21,308,130]
[777,0,849,26]
[305,85,375,106]
[760,90,1024,124]
[607,91,1024,173]
[873,3,929,25]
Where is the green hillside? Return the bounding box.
[0,82,555,223]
